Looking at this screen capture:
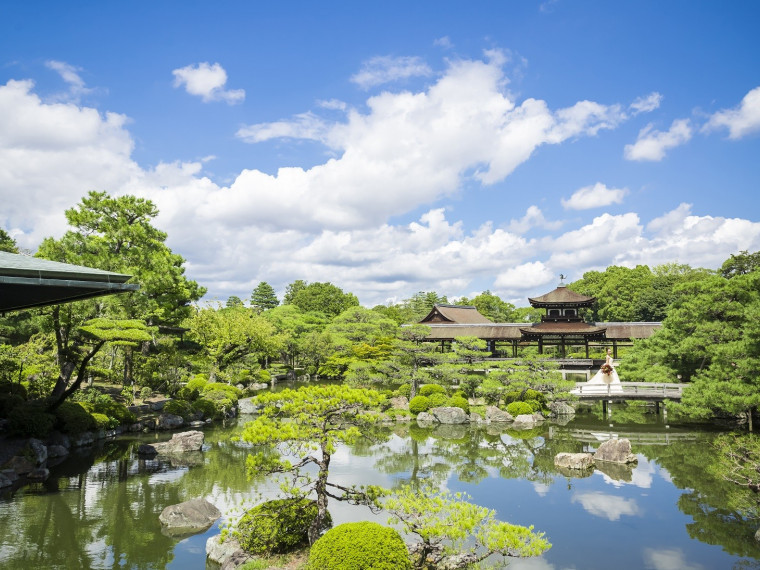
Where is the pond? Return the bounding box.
[1,403,759,569]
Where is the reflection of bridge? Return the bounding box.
[555,427,698,446]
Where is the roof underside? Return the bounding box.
[0,252,138,312]
[421,321,660,342]
[528,286,595,308]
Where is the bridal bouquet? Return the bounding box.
[600,363,613,375]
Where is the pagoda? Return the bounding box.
[519,282,606,357]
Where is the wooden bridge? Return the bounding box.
[571,382,687,414]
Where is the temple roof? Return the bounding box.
[528,285,596,308]
[419,304,492,324]
[0,251,138,313]
[424,323,524,340]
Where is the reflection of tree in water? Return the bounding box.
[372,424,451,487]
[641,434,760,559]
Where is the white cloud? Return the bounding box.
[350,55,433,89]
[172,62,244,104]
[45,60,94,102]
[237,112,330,143]
[433,36,453,49]
[571,491,641,521]
[705,85,760,139]
[624,119,692,161]
[561,182,627,210]
[507,206,562,234]
[494,261,554,291]
[629,92,663,115]
[642,548,705,570]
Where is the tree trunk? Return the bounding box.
[48,341,105,411]
[309,451,331,545]
[749,408,754,433]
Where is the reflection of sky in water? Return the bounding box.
[571,491,641,520]
[642,547,705,570]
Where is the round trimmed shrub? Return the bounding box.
[524,389,546,404]
[176,386,199,401]
[307,522,411,570]
[524,399,542,412]
[139,386,152,400]
[93,399,136,424]
[191,398,217,419]
[202,382,241,404]
[256,369,271,383]
[504,390,523,404]
[91,412,116,430]
[8,403,55,438]
[0,393,25,417]
[55,401,97,434]
[448,395,470,413]
[0,381,27,399]
[408,395,431,415]
[237,498,330,555]
[395,383,411,399]
[419,384,447,397]
[185,374,208,393]
[506,401,534,416]
[427,392,448,408]
[164,399,194,420]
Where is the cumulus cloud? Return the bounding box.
[172,62,244,104]
[629,92,662,115]
[350,55,433,89]
[705,85,760,139]
[624,119,692,161]
[494,261,555,291]
[571,491,641,521]
[561,182,627,210]
[507,206,563,234]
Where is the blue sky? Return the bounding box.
[2,1,759,307]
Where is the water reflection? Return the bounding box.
[0,411,759,569]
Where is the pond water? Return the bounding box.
[1,403,759,569]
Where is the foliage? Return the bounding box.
[448,395,470,413]
[306,522,410,570]
[55,401,98,434]
[427,393,448,408]
[240,385,386,543]
[409,395,431,415]
[164,399,194,420]
[419,384,447,397]
[91,412,117,430]
[0,228,19,253]
[8,402,55,437]
[396,383,412,399]
[457,290,517,323]
[288,282,359,318]
[384,480,550,569]
[506,402,534,416]
[191,398,217,419]
[251,281,279,312]
[236,498,330,555]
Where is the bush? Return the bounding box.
[419,384,447,397]
[307,522,411,570]
[524,389,546,404]
[55,401,97,434]
[191,398,217,419]
[409,395,431,415]
[0,393,24,418]
[139,386,152,400]
[427,392,448,408]
[176,386,199,401]
[93,399,137,425]
[203,382,241,404]
[8,403,55,438]
[524,399,542,413]
[91,412,117,430]
[395,384,411,399]
[506,401,534,416]
[256,369,271,383]
[164,399,194,420]
[0,381,27,399]
[448,395,470,414]
[504,391,523,404]
[237,498,330,555]
[186,374,209,393]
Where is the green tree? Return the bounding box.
[0,228,19,253]
[459,291,516,322]
[289,282,359,318]
[384,480,550,569]
[263,305,330,369]
[226,295,244,308]
[240,385,386,543]
[720,250,760,279]
[283,279,308,305]
[251,281,279,311]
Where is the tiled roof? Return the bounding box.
[528,286,595,307]
[419,304,493,324]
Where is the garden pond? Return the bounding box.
[1,402,759,569]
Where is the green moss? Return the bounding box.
[306,522,410,570]
[409,395,431,415]
[237,498,330,555]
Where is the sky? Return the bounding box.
[2,1,759,308]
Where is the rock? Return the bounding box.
[416,412,434,426]
[549,401,576,416]
[470,413,484,424]
[159,498,221,535]
[0,473,12,488]
[152,431,205,454]
[249,382,268,391]
[1,469,18,483]
[511,414,536,430]
[189,421,205,428]
[128,404,151,414]
[156,413,184,430]
[47,445,69,459]
[220,549,256,570]
[594,438,638,464]
[47,432,71,449]
[207,535,249,567]
[532,412,546,422]
[28,439,48,465]
[485,406,513,423]
[432,424,467,440]
[4,456,34,475]
[389,396,409,410]
[137,444,158,457]
[237,397,258,415]
[236,383,245,391]
[554,452,594,470]
[27,467,49,480]
[755,527,760,542]
[71,431,96,447]
[149,399,169,411]
[128,422,143,432]
[429,406,468,424]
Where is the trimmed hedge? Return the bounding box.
[163,399,194,420]
[419,384,447,397]
[506,401,534,416]
[55,401,97,434]
[191,398,217,419]
[448,395,470,414]
[307,522,411,570]
[427,392,448,408]
[8,403,55,438]
[409,395,431,415]
[237,498,330,555]
[395,384,411,399]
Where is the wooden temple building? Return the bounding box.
[419,284,660,358]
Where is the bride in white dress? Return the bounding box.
[586,348,623,394]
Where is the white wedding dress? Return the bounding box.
[585,354,623,394]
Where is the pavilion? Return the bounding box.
[0,251,138,314]
[419,283,660,358]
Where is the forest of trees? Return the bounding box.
[1,191,760,428]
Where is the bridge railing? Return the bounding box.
[573,382,687,398]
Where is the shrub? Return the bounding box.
[307,522,411,570]
[395,383,411,399]
[91,412,116,430]
[448,395,470,413]
[93,399,136,424]
[237,498,330,555]
[8,403,55,438]
[524,389,546,404]
[191,398,217,419]
[524,399,542,412]
[256,369,271,383]
[139,386,152,400]
[419,384,447,397]
[203,382,241,404]
[504,391,523,404]
[55,401,97,434]
[163,399,194,420]
[409,395,431,415]
[427,392,448,408]
[0,381,27,399]
[506,401,534,416]
[176,386,199,401]
[0,393,24,418]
